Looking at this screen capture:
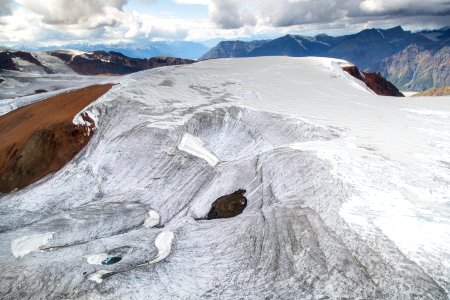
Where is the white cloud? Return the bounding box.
[259,0,346,27]
[0,0,197,44]
[116,11,191,40]
[208,0,256,29]
[0,0,13,16]
[0,0,448,45]
[207,0,450,28]
[358,0,450,15]
[174,0,210,4]
[17,0,128,27]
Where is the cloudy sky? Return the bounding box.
[0,0,449,46]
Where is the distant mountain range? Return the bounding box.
[0,49,195,99]
[0,48,405,99]
[200,26,450,91]
[379,44,449,91]
[0,49,194,76]
[2,26,448,92]
[20,40,210,61]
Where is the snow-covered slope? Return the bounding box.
[0,70,115,101]
[0,57,449,299]
[11,51,78,75]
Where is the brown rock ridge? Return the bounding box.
[342,66,404,97]
[0,84,113,194]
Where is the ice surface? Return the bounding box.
[88,270,113,283]
[403,108,450,118]
[0,57,449,299]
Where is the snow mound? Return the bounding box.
[146,231,174,265]
[329,61,374,93]
[178,133,220,166]
[11,233,54,258]
[88,270,113,284]
[143,210,160,228]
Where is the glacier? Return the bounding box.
[0,56,449,299]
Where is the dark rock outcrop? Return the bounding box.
[0,52,17,71]
[342,66,404,97]
[342,65,365,82]
[0,51,52,73]
[363,72,405,97]
[207,189,247,219]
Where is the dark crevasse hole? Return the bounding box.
[35,89,48,94]
[207,189,247,220]
[101,256,122,265]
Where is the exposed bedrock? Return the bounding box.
[207,189,247,219]
[0,121,92,193]
[342,65,404,97]
[0,51,52,73]
[0,105,446,299]
[0,84,113,194]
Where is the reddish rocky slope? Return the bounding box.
[0,84,113,193]
[342,65,404,97]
